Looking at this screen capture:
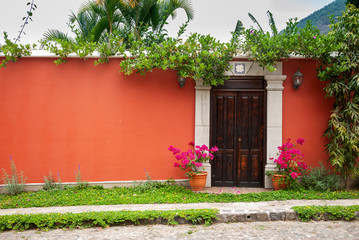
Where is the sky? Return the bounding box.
[0,0,335,45]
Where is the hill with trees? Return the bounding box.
[296,0,346,33]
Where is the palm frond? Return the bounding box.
[248,13,263,32]
[234,20,244,35]
[42,29,74,43]
[155,0,194,33]
[266,10,278,35]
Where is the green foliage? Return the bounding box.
[120,28,239,86]
[0,209,219,231]
[0,183,358,209]
[346,0,359,7]
[39,32,126,65]
[43,171,62,191]
[293,205,359,221]
[242,6,359,189]
[0,32,35,68]
[1,156,27,196]
[132,169,168,193]
[14,0,38,44]
[74,164,90,190]
[316,5,359,189]
[42,0,194,45]
[300,164,342,191]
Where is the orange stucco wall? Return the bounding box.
[0,57,333,184]
[282,59,332,168]
[0,58,195,183]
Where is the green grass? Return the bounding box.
[292,205,359,221]
[0,209,219,231]
[0,183,358,209]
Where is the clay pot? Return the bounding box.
[272,174,288,190]
[188,172,208,191]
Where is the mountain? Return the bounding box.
[296,0,346,34]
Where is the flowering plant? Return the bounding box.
[168,142,219,177]
[270,138,308,185]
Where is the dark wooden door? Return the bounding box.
[210,78,265,187]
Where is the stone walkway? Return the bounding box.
[1,221,359,240]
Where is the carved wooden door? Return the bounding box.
[210,77,265,187]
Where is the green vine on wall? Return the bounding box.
[120,24,240,85]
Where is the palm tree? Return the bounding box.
[235,10,278,36]
[78,0,126,42]
[43,0,194,44]
[42,10,98,44]
[114,0,194,39]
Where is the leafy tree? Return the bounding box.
[317,5,359,190]
[346,0,359,7]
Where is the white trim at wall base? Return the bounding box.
[0,179,190,194]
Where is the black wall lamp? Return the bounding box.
[177,75,186,88]
[293,68,304,90]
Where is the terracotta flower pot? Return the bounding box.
[272,174,288,190]
[188,172,208,191]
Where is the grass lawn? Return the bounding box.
[1,183,358,209]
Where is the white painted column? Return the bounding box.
[194,80,212,187]
[264,75,286,188]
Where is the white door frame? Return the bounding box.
[194,61,286,188]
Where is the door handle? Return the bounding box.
[238,137,242,142]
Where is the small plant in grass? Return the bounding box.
[43,171,62,191]
[133,169,171,193]
[75,164,89,189]
[300,163,342,191]
[1,155,27,195]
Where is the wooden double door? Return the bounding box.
[210,77,266,187]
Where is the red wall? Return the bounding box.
[0,57,332,184]
[0,58,195,183]
[282,59,332,167]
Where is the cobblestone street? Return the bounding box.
[1,221,358,240]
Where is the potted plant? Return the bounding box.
[168,142,218,191]
[268,138,308,190]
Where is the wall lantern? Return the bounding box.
[293,68,304,90]
[177,75,186,88]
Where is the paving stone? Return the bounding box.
[269,211,286,221]
[285,211,298,221]
[1,221,358,240]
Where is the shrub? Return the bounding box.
[293,205,359,221]
[1,156,26,195]
[0,209,219,231]
[43,171,62,191]
[74,164,89,189]
[300,163,342,191]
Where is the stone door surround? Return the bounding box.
[194,61,286,188]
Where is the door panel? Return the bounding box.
[211,92,236,186]
[211,89,265,187]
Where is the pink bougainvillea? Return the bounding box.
[168,142,218,177]
[272,138,307,180]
